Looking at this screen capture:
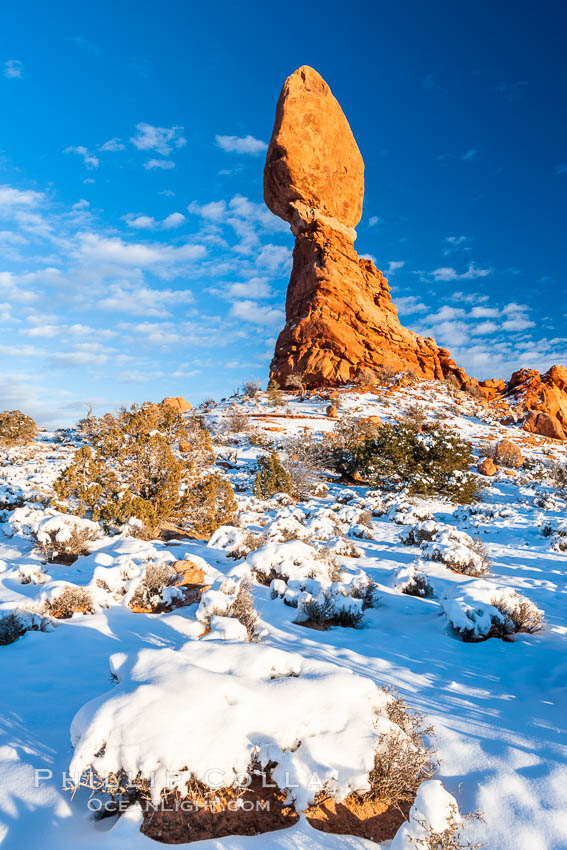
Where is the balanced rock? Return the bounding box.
[265,66,475,391]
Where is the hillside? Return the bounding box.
[0,377,566,848]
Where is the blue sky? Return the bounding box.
[1,0,566,424]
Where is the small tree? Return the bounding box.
[0,410,38,446]
[54,403,227,536]
[285,373,306,398]
[254,451,293,499]
[267,380,284,407]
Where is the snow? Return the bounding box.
[1,382,567,848]
[69,642,394,810]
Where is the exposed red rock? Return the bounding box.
[263,66,566,437]
[478,457,497,476]
[494,439,523,468]
[505,366,567,440]
[162,396,192,413]
[265,66,476,391]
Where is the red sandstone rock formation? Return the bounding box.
[505,366,567,440]
[263,65,566,439]
[264,66,474,390]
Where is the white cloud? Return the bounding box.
[72,199,90,210]
[230,300,284,326]
[99,284,195,317]
[470,306,499,318]
[385,260,405,276]
[188,200,227,222]
[395,296,428,316]
[501,302,535,331]
[131,123,186,155]
[443,235,472,255]
[461,148,478,161]
[123,212,186,230]
[50,350,108,366]
[99,137,125,152]
[555,165,567,176]
[227,277,273,299]
[74,231,204,265]
[4,59,22,78]
[215,134,267,155]
[144,159,175,170]
[0,186,44,208]
[162,212,185,229]
[64,146,99,169]
[368,216,380,227]
[430,262,492,282]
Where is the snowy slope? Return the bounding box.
[1,381,567,849]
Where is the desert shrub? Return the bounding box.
[400,523,439,546]
[408,809,484,849]
[226,531,264,560]
[469,538,492,573]
[54,403,222,536]
[361,691,437,809]
[227,580,258,640]
[327,414,383,478]
[225,405,253,433]
[550,463,567,493]
[249,431,274,449]
[44,586,94,619]
[332,420,477,503]
[35,525,99,563]
[282,430,329,499]
[0,410,38,446]
[401,570,434,598]
[285,373,306,397]
[266,380,285,407]
[490,594,544,636]
[254,451,293,499]
[404,403,427,429]
[130,562,177,610]
[242,380,260,398]
[0,611,49,645]
[184,474,238,538]
[351,580,380,609]
[301,591,363,628]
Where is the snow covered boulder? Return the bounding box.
[442,582,544,641]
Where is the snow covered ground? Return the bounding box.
[1,380,567,849]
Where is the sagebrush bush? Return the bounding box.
[35,525,99,563]
[227,580,258,640]
[490,594,543,636]
[254,451,293,499]
[55,403,233,538]
[361,691,437,808]
[130,562,177,610]
[0,611,49,645]
[0,410,38,446]
[44,587,94,619]
[409,810,485,849]
[330,419,477,503]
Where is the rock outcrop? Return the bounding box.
[265,66,474,390]
[161,396,192,413]
[263,66,566,439]
[505,366,567,440]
